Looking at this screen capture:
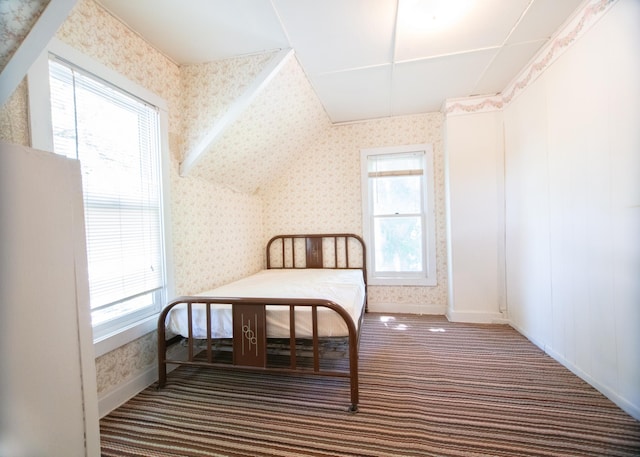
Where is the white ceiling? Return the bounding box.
[96,0,584,123]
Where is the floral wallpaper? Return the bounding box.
[180,51,277,161]
[170,158,265,296]
[0,0,49,71]
[0,79,29,145]
[0,0,46,145]
[261,113,449,309]
[55,0,182,134]
[95,331,157,394]
[184,52,331,194]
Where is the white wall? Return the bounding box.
[0,142,100,456]
[503,79,553,348]
[504,0,640,419]
[445,110,507,323]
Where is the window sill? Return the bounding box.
[93,314,159,358]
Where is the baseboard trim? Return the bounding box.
[508,321,547,350]
[545,347,639,421]
[368,303,447,315]
[98,364,157,418]
[98,344,188,418]
[446,310,508,324]
[510,321,640,421]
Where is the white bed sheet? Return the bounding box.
[165,269,366,339]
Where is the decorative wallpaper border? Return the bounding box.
[443,94,503,116]
[444,0,617,116]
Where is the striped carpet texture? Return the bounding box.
[101,314,640,456]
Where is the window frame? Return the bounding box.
[360,144,437,286]
[28,38,174,355]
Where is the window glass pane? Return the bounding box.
[361,144,436,286]
[372,175,421,215]
[84,202,162,308]
[373,216,423,272]
[91,292,156,327]
[48,58,164,336]
[49,64,78,158]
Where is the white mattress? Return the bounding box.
[165,269,366,339]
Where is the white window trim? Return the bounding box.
[360,143,437,286]
[27,38,174,354]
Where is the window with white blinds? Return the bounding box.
[361,144,437,286]
[48,57,166,339]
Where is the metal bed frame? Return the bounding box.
[157,233,367,411]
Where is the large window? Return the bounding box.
[28,40,171,348]
[361,144,437,286]
[48,57,166,340]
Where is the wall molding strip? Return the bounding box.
[443,0,618,116]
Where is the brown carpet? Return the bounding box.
[100,314,640,456]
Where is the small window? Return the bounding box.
[361,144,437,286]
[48,57,167,340]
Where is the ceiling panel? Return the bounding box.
[96,0,586,123]
[97,0,288,63]
[394,0,531,62]
[506,0,585,44]
[310,65,393,123]
[392,48,498,114]
[473,40,546,96]
[272,0,397,75]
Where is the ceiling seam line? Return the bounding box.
[389,0,402,117]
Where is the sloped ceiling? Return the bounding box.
[0,0,49,72]
[181,50,330,194]
[180,50,280,174]
[92,0,587,192]
[0,0,77,107]
[96,0,585,123]
[0,0,598,194]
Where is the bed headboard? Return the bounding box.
[266,234,367,284]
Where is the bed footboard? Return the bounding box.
[158,296,361,412]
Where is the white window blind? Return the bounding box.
[48,57,165,338]
[361,145,437,286]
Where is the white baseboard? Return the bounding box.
[544,347,640,421]
[508,321,547,354]
[368,302,447,315]
[98,344,188,418]
[446,309,508,324]
[510,322,640,421]
[98,364,157,418]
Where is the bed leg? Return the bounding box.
[157,363,166,389]
[157,311,168,389]
[348,385,359,413]
[347,367,359,413]
[349,330,359,413]
[157,359,166,389]
[157,337,166,389]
